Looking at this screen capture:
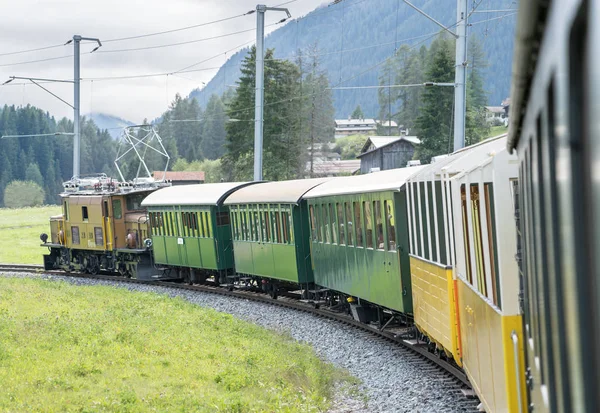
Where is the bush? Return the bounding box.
[3,180,45,208]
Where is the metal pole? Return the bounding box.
[73,35,81,179]
[253,5,266,181]
[453,0,468,151]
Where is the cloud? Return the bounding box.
[0,0,324,122]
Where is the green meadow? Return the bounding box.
[0,206,61,265]
[0,277,350,412]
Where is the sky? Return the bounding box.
[0,0,326,123]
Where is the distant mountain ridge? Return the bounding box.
[189,0,516,118]
[87,113,135,139]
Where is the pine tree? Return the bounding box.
[415,36,455,162]
[25,163,44,187]
[223,46,302,181]
[351,105,364,119]
[201,94,228,160]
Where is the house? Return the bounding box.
[152,171,205,185]
[484,106,507,123]
[357,135,420,174]
[376,119,399,135]
[334,118,377,138]
[307,160,361,177]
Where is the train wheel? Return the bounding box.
[269,284,278,300]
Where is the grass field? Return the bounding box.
[0,277,349,412]
[0,205,61,264]
[487,125,508,138]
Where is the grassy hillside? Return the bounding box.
[0,206,61,264]
[0,277,348,412]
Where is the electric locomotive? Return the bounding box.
[41,174,169,279]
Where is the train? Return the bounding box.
[40,136,523,412]
[38,1,600,411]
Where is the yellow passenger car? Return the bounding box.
[406,136,526,412]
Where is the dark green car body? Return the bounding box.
[304,168,421,314]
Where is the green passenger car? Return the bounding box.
[141,182,256,282]
[303,167,423,314]
[223,178,330,289]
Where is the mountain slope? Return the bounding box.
[87,113,135,139]
[189,0,516,118]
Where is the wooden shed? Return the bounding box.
[357,136,420,174]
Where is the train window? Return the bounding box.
[374,201,384,250]
[484,183,500,307]
[265,210,271,242]
[241,210,248,241]
[126,193,145,211]
[460,185,473,284]
[103,201,109,217]
[315,205,323,243]
[206,212,213,238]
[112,200,122,220]
[217,211,230,227]
[309,205,317,242]
[181,213,188,237]
[253,210,260,242]
[385,200,396,251]
[330,204,337,244]
[288,210,294,244]
[354,202,363,247]
[324,205,332,244]
[94,227,103,246]
[71,226,80,245]
[337,203,345,245]
[63,200,69,220]
[345,202,354,246]
[274,211,281,243]
[82,206,89,221]
[470,184,487,296]
[364,201,373,249]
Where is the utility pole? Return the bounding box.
[402,0,468,151]
[66,35,102,179]
[453,0,468,151]
[253,4,291,181]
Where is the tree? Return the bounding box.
[172,158,225,183]
[333,134,368,160]
[201,94,228,160]
[4,180,45,208]
[465,34,490,145]
[223,46,303,181]
[415,36,455,162]
[298,43,335,177]
[25,163,43,187]
[351,105,364,119]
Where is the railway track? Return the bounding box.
[0,263,477,406]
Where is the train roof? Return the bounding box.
[407,135,508,182]
[141,182,256,207]
[223,178,330,205]
[303,166,425,199]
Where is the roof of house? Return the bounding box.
[485,106,505,113]
[223,178,331,205]
[358,135,421,157]
[376,120,399,127]
[304,166,426,198]
[310,160,361,175]
[335,118,377,127]
[141,182,256,207]
[152,171,206,181]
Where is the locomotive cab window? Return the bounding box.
[63,200,69,220]
[112,200,122,219]
[82,206,89,222]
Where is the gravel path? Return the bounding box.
[1,272,477,412]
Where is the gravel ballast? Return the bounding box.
[1,272,477,412]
